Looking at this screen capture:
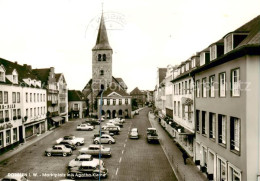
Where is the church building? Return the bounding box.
[82,13,132,119]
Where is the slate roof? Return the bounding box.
[92,13,112,50]
[68,90,87,101]
[0,57,40,85]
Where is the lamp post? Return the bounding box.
[98,90,104,181]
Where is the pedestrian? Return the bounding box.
[182,152,188,165]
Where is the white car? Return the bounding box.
[93,134,115,144]
[68,154,104,169]
[129,128,139,139]
[103,123,120,131]
[56,135,84,146]
[79,144,111,157]
[77,123,94,131]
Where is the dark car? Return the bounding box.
[103,126,120,135]
[58,140,77,150]
[84,118,100,127]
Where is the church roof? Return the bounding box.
[92,13,112,50]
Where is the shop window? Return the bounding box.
[6,130,11,145]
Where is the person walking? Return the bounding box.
[182,151,188,165]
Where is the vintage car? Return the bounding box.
[67,161,108,180]
[79,144,111,157]
[129,128,139,139]
[93,134,115,144]
[102,126,120,135]
[57,140,77,150]
[68,154,104,169]
[45,145,72,157]
[77,123,94,131]
[56,135,84,146]
[93,130,114,138]
[147,128,159,143]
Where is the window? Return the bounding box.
[100,70,104,76]
[186,63,189,71]
[119,99,122,105]
[38,107,39,115]
[0,70,4,81]
[187,105,192,121]
[185,81,187,94]
[26,93,28,102]
[196,80,200,97]
[228,166,241,181]
[30,93,32,102]
[98,54,101,61]
[174,101,176,115]
[5,110,9,119]
[202,111,206,135]
[6,130,11,145]
[178,101,180,117]
[17,92,20,103]
[125,99,128,105]
[217,158,227,181]
[182,82,184,95]
[191,58,196,68]
[4,91,8,104]
[13,74,18,83]
[219,73,226,97]
[0,111,3,123]
[26,109,28,117]
[210,45,217,61]
[178,83,181,95]
[37,93,39,102]
[218,115,226,145]
[209,75,215,97]
[113,99,116,105]
[13,128,17,142]
[196,110,200,132]
[224,34,232,54]
[30,108,32,117]
[0,132,3,147]
[200,53,205,65]
[231,69,240,97]
[182,104,185,119]
[209,113,216,139]
[12,92,16,103]
[34,108,36,116]
[73,104,79,110]
[103,54,106,61]
[43,94,45,102]
[230,117,240,152]
[188,79,191,94]
[0,91,2,104]
[107,99,110,105]
[34,93,36,102]
[202,78,207,98]
[13,109,16,118]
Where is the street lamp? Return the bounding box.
[98,89,104,181]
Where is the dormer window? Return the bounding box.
[103,54,106,61]
[186,63,189,71]
[13,75,18,84]
[224,33,248,54]
[200,52,210,66]
[210,45,217,61]
[0,65,6,82]
[191,58,196,68]
[181,66,185,73]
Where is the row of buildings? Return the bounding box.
[154,15,260,181]
[130,87,153,108]
[0,58,68,153]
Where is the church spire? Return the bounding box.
[92,12,112,50]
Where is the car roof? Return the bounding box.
[89,144,104,148]
[131,128,138,131]
[77,154,91,159]
[147,128,156,130]
[81,161,98,167]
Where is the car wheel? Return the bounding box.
[94,140,99,144]
[63,153,67,157]
[108,140,112,144]
[46,152,51,157]
[76,142,81,146]
[93,173,99,180]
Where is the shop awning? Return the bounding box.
[51,116,63,122]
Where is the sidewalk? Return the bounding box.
[148,112,207,181]
[0,130,53,163]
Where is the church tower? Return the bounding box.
[92,13,113,96]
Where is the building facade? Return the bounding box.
[68,90,87,119]
[130,87,146,107]
[193,16,260,181]
[0,59,47,152]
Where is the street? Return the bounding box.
[0,107,177,181]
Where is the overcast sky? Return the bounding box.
[0,0,259,92]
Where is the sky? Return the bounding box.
[0,0,259,92]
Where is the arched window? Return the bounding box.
[103,54,106,61]
[100,70,104,75]
[100,84,104,90]
[98,54,101,61]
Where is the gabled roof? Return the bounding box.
[92,13,112,50]
[55,73,62,81]
[32,68,51,84]
[130,87,142,95]
[97,86,130,98]
[112,77,128,89]
[68,90,87,101]
[0,57,39,84]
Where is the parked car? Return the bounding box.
[1,174,28,181]
[147,128,159,143]
[77,123,94,131]
[108,120,123,128]
[129,128,139,139]
[56,135,84,146]
[93,130,114,138]
[67,162,108,180]
[93,134,115,144]
[85,118,100,126]
[79,144,111,157]
[45,145,72,157]
[57,140,77,150]
[102,126,120,135]
[104,123,121,130]
[113,117,125,123]
[68,154,104,169]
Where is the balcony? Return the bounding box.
[48,89,59,94]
